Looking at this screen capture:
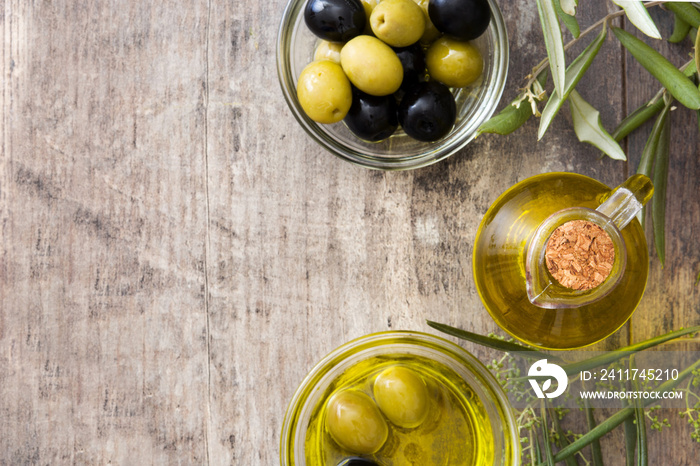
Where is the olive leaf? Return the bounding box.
[696,27,700,76]
[666,2,700,29]
[476,100,534,136]
[538,22,607,139]
[425,320,565,361]
[669,12,691,43]
[506,325,700,382]
[636,99,672,227]
[612,98,664,141]
[612,0,661,39]
[615,58,695,146]
[537,0,567,100]
[477,71,547,136]
[634,397,648,466]
[613,27,700,109]
[559,0,576,17]
[533,428,544,464]
[652,118,670,267]
[569,90,627,160]
[554,0,580,38]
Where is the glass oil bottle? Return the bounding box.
[473,173,653,350]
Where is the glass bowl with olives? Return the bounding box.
[277,0,508,170]
[280,331,519,465]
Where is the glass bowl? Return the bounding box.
[276,0,509,170]
[280,331,519,465]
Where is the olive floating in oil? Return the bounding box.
[305,357,492,465]
[325,390,388,455]
[373,366,430,429]
[337,458,381,466]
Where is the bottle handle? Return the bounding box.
[596,174,654,229]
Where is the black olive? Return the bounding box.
[344,88,398,142]
[428,0,491,41]
[398,81,456,142]
[304,0,366,43]
[337,458,381,466]
[393,43,426,91]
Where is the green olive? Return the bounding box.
[370,0,425,47]
[426,36,483,88]
[373,366,430,429]
[360,0,379,33]
[325,390,389,454]
[412,0,442,45]
[314,40,343,64]
[297,60,352,124]
[340,35,403,96]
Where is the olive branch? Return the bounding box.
[427,320,700,465]
[477,0,700,273]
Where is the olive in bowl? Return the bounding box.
[297,60,353,124]
[344,88,399,142]
[429,0,491,41]
[426,36,483,88]
[325,390,389,454]
[337,458,381,466]
[340,35,404,96]
[394,42,426,91]
[369,0,425,47]
[279,331,520,465]
[398,81,456,142]
[304,0,367,42]
[277,0,509,169]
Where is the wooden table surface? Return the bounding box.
[2,1,699,464]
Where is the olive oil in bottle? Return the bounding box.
[473,172,650,350]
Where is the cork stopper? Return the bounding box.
[544,220,615,290]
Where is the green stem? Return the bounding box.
[631,356,648,466]
[550,407,578,466]
[623,399,638,466]
[541,402,556,466]
[583,396,605,466]
[548,357,700,463]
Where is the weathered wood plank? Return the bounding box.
[1,1,699,465]
[2,1,210,463]
[623,5,700,464]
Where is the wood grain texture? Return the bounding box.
[1,1,698,465]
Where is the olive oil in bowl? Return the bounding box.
[281,332,519,466]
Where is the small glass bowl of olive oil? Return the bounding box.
[280,331,519,466]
